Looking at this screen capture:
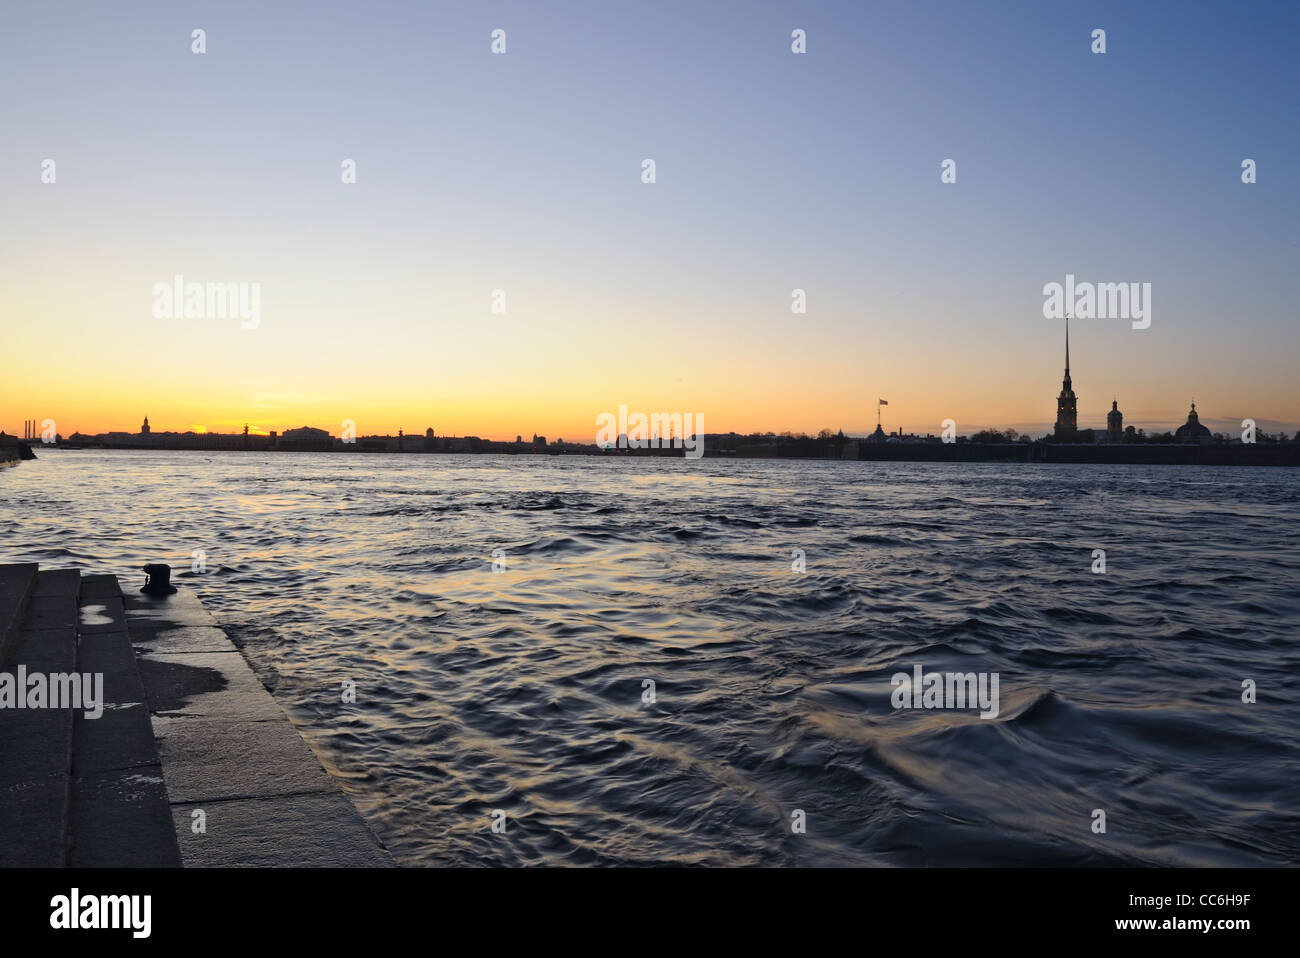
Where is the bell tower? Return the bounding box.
[1107,399,1123,442]
[1053,317,1078,439]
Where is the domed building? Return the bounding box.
[279,425,334,451]
[1106,399,1123,442]
[1174,402,1213,444]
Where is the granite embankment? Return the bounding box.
[0,563,393,867]
[0,437,35,468]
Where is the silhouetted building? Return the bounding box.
[1174,402,1213,444]
[279,426,333,451]
[1107,399,1123,442]
[141,416,151,435]
[1053,318,1078,440]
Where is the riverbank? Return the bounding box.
[0,563,393,867]
[27,438,1300,465]
[854,440,1300,466]
[0,436,34,468]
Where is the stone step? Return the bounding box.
[3,565,390,867]
[125,589,394,866]
[70,574,181,867]
[0,563,38,666]
[0,567,80,866]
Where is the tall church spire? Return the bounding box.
[1053,315,1078,439]
[1064,315,1070,378]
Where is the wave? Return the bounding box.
[4,449,1298,866]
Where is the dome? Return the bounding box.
[1174,402,1213,444]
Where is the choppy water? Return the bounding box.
[3,449,1299,865]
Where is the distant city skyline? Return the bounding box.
[9,395,1294,445]
[7,314,1295,442]
[3,1,1297,440]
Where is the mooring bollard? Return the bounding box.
[141,563,178,596]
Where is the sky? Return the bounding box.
[2,0,1297,440]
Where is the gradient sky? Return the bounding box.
[2,0,1297,440]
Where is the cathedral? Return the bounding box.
[1047,322,1214,444]
[1051,319,1126,442]
[1174,402,1214,443]
[1052,318,1078,440]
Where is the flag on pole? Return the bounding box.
[879,399,889,406]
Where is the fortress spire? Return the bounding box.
[1064,315,1070,379]
[1053,315,1078,440]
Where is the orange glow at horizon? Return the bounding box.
[7,354,1299,442]
[3,272,1297,440]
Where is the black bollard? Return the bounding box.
[141,563,178,596]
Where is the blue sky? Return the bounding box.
[2,0,1297,438]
